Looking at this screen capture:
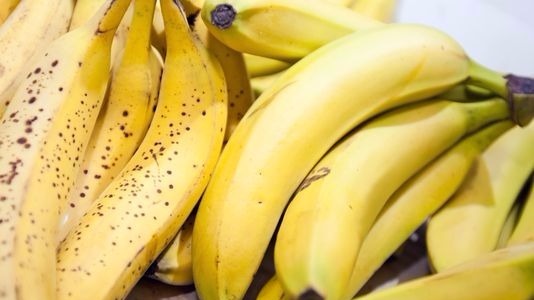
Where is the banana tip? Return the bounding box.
[211,3,236,29]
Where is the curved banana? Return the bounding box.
[257,276,291,300]
[507,177,534,246]
[189,7,253,141]
[0,0,131,298]
[349,0,397,23]
[496,199,522,248]
[201,0,382,60]
[56,0,227,298]
[190,22,528,300]
[343,120,514,298]
[426,120,534,272]
[151,0,166,57]
[244,54,291,78]
[148,210,196,286]
[275,98,511,300]
[354,242,534,300]
[69,0,134,66]
[0,0,73,117]
[58,0,163,243]
[250,71,285,99]
[0,0,20,24]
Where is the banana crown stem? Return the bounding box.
[467,60,534,127]
[210,3,236,29]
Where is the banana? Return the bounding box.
[349,0,397,23]
[56,0,227,298]
[244,54,291,78]
[426,121,534,272]
[507,177,534,245]
[57,0,163,243]
[496,198,522,248]
[201,0,382,60]
[354,242,534,300]
[151,0,166,57]
[250,71,285,99]
[342,120,514,299]
[69,0,108,29]
[147,209,196,286]
[190,22,533,300]
[0,0,74,117]
[0,0,19,24]
[0,0,131,298]
[70,0,134,66]
[188,6,254,141]
[275,98,511,300]
[257,275,291,300]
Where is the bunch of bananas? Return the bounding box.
[0,0,532,299]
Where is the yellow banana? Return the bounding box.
[250,71,285,99]
[0,0,74,117]
[275,98,511,300]
[201,0,382,60]
[426,121,534,272]
[257,275,291,300]
[244,54,291,78]
[343,120,514,299]
[354,242,534,300]
[189,6,253,141]
[0,0,19,24]
[507,177,534,246]
[496,199,522,248]
[349,0,397,23]
[190,22,529,300]
[69,0,134,66]
[58,0,163,243]
[0,0,131,298]
[148,209,196,286]
[151,0,166,57]
[56,0,227,298]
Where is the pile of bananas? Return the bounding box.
[0,0,532,299]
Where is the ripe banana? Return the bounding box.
[354,242,534,300]
[257,275,290,300]
[275,98,511,300]
[426,120,534,272]
[350,0,397,23]
[496,199,522,248]
[343,120,514,298]
[0,0,73,117]
[0,0,19,24]
[148,209,196,286]
[201,0,382,60]
[69,0,134,66]
[250,71,285,99]
[244,54,291,78]
[507,177,534,246]
[0,0,131,298]
[188,6,253,141]
[191,22,528,300]
[58,0,163,243]
[56,0,227,298]
[151,0,166,57]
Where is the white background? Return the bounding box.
[395,0,534,76]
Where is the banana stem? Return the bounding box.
[467,60,534,127]
[467,60,507,98]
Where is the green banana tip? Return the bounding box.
[505,74,534,127]
[210,3,236,29]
